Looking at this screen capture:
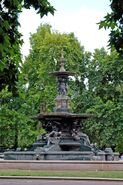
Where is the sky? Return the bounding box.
[19,0,111,57]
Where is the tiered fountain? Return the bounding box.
[4,52,118,160]
[33,51,95,160]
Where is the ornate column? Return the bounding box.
[50,51,74,112]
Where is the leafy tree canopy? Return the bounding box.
[83,49,123,151]
[0,0,55,95]
[99,0,123,53]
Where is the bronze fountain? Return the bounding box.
[4,51,118,160]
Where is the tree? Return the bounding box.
[98,0,123,151]
[99,0,123,53]
[0,0,55,95]
[0,86,39,149]
[80,48,123,152]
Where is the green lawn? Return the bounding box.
[0,170,123,178]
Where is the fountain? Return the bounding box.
[4,51,119,160]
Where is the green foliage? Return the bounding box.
[0,86,38,149]
[0,87,16,148]
[0,0,55,63]
[0,0,55,95]
[79,48,123,151]
[99,0,123,53]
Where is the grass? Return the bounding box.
[0,170,123,178]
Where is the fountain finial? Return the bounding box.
[59,49,65,72]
